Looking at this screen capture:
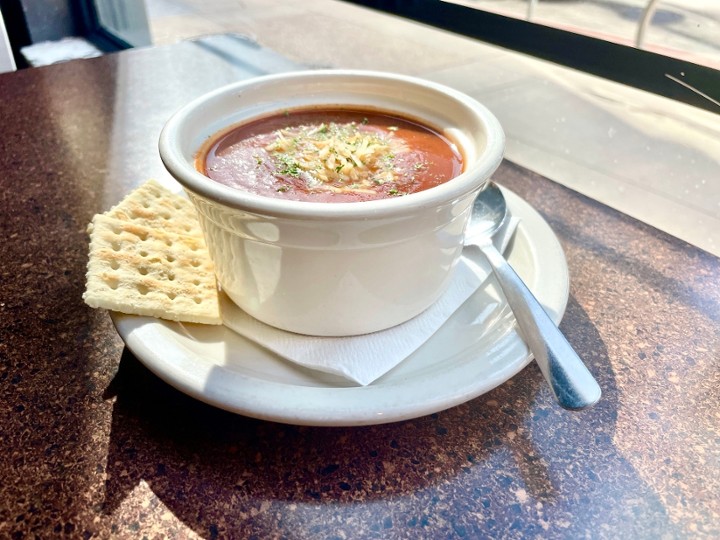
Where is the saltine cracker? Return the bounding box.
[83,180,221,324]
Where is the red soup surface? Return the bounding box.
[196,107,464,203]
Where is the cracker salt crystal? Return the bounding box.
[82,180,221,325]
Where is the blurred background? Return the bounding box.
[2,0,716,69]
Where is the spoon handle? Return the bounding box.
[477,243,601,410]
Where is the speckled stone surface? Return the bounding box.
[1,44,718,539]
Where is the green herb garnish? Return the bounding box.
[277,154,302,177]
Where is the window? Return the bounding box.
[84,0,152,48]
[348,0,720,113]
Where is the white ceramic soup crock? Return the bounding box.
[159,70,504,336]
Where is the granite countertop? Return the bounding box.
[0,43,718,539]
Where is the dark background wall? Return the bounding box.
[0,0,80,66]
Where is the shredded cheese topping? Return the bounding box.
[264,120,408,194]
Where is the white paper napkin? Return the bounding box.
[222,216,520,386]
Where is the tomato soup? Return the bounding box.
[196,108,463,203]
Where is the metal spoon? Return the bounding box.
[466,182,601,410]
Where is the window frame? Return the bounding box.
[344,0,720,114]
[76,1,133,50]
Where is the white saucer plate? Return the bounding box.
[111,187,569,426]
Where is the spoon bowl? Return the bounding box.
[469,181,508,240]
